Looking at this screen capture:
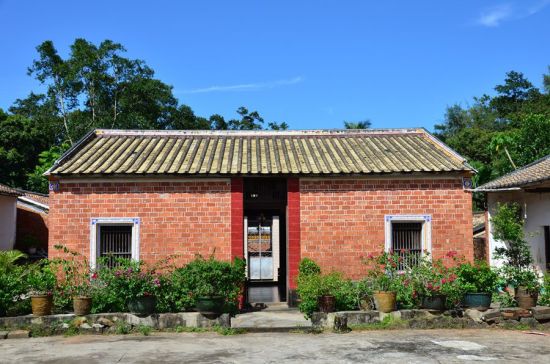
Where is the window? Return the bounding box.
[90,218,140,268]
[385,215,432,269]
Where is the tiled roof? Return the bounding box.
[47,129,473,177]
[18,190,49,207]
[477,154,550,190]
[0,183,22,197]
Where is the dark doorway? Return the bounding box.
[243,178,287,303]
[545,226,550,272]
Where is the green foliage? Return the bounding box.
[538,274,550,306]
[362,252,402,292]
[492,203,540,294]
[0,253,31,316]
[296,258,359,318]
[90,258,162,313]
[493,290,517,308]
[114,321,130,335]
[166,256,245,313]
[455,262,498,294]
[0,38,290,190]
[26,260,56,296]
[344,120,371,129]
[137,324,152,336]
[434,69,550,210]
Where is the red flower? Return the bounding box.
[91,272,98,280]
[446,251,458,258]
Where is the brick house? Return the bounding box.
[46,128,474,303]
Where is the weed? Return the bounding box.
[137,324,152,336]
[350,315,406,331]
[114,321,130,335]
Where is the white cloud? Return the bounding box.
[180,76,303,94]
[476,1,550,27]
[477,4,512,27]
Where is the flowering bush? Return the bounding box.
[410,253,461,307]
[90,258,162,313]
[363,251,403,292]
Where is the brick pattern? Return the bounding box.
[300,178,473,280]
[287,178,301,289]
[231,178,244,259]
[48,181,232,264]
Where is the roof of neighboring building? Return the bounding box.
[477,154,550,190]
[0,183,22,197]
[17,190,49,211]
[46,128,474,177]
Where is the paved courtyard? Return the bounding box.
[1,329,549,363]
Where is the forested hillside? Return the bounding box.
[1,39,549,199]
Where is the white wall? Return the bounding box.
[487,190,550,272]
[0,195,17,250]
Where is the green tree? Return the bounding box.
[344,120,371,129]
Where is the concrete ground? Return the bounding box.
[232,309,311,330]
[1,329,549,363]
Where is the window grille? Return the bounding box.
[99,225,132,268]
[391,222,422,269]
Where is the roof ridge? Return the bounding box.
[95,128,426,137]
[477,153,550,190]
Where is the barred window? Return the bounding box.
[99,225,133,268]
[392,222,422,269]
[385,215,431,269]
[90,218,140,268]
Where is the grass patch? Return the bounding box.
[137,324,152,336]
[350,315,407,331]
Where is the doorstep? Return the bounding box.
[231,309,311,332]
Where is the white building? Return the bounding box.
[477,155,550,273]
[0,183,21,250]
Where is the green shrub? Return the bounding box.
[455,262,498,294]
[167,256,246,313]
[26,260,56,296]
[296,258,358,318]
[0,264,30,316]
[539,274,550,306]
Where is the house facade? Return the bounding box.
[0,183,21,250]
[46,128,474,303]
[477,155,550,273]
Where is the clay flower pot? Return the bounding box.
[318,295,336,313]
[31,294,53,316]
[515,287,538,310]
[373,291,396,313]
[73,296,92,316]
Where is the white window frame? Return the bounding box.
[90,217,140,269]
[384,215,432,256]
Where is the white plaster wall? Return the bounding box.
[487,191,550,272]
[0,195,17,250]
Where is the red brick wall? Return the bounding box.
[300,178,473,280]
[48,180,232,264]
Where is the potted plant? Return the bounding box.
[27,261,56,316]
[492,203,541,310]
[316,272,346,313]
[412,255,459,311]
[52,245,94,315]
[173,256,245,316]
[364,252,401,313]
[122,264,160,316]
[511,268,540,309]
[456,262,498,311]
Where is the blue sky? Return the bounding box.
[0,1,548,130]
